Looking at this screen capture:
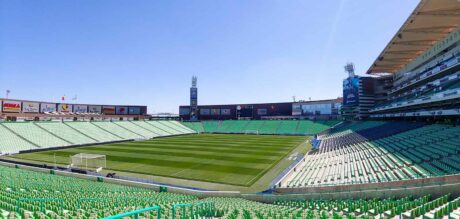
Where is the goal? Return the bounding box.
[244,130,259,135]
[70,153,106,171]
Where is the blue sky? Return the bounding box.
[0,0,419,113]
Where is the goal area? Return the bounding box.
[70,153,106,171]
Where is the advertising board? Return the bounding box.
[22,101,40,113]
[116,106,128,115]
[58,104,73,113]
[88,105,102,114]
[102,106,115,115]
[2,100,21,113]
[40,103,57,113]
[73,105,88,113]
[128,107,140,115]
[221,109,231,115]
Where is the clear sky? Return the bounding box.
[0,0,419,113]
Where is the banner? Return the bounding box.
[128,107,140,115]
[211,109,220,115]
[2,100,21,113]
[22,102,40,113]
[88,105,102,114]
[116,106,128,115]
[257,108,267,115]
[343,77,360,106]
[179,107,190,115]
[190,87,198,106]
[40,103,57,113]
[200,108,210,115]
[73,105,88,113]
[102,106,115,115]
[221,109,231,115]
[292,103,302,116]
[58,103,73,113]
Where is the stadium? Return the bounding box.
[0,0,459,218]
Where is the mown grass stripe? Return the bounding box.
[38,146,278,164]
[10,134,308,186]
[104,143,290,155]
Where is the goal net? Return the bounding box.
[70,153,106,171]
[244,130,259,135]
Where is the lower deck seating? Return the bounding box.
[183,120,340,135]
[65,122,123,142]
[36,122,97,145]
[92,121,143,139]
[113,121,159,138]
[181,122,205,133]
[0,121,196,154]
[0,125,38,153]
[286,123,460,187]
[2,123,70,148]
[1,164,458,219]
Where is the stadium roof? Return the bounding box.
[367,0,460,75]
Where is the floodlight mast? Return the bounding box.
[192,76,197,88]
[190,76,198,121]
[344,62,355,77]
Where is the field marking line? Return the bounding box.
[170,162,208,177]
[245,138,308,186]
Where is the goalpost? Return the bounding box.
[244,130,259,135]
[70,153,106,172]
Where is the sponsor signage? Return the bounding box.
[116,106,128,115]
[343,77,360,106]
[221,109,231,115]
[40,103,57,113]
[190,88,198,99]
[199,108,210,115]
[211,109,220,115]
[102,106,115,115]
[292,103,302,116]
[22,101,40,113]
[73,105,88,113]
[257,108,267,115]
[128,107,141,115]
[179,107,190,115]
[2,100,21,113]
[58,103,73,113]
[88,105,102,114]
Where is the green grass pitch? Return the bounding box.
[9,134,308,186]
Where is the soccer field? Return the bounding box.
[9,134,308,186]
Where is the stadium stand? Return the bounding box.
[113,121,158,138]
[0,125,38,154]
[65,122,123,142]
[35,122,97,145]
[146,121,191,135]
[0,121,196,154]
[181,122,205,133]
[182,120,341,135]
[0,164,458,219]
[201,121,220,133]
[284,122,460,187]
[92,121,143,139]
[168,121,196,134]
[2,123,70,149]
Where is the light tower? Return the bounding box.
[190,76,198,121]
[344,62,355,78]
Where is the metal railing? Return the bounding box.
[102,206,161,219]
